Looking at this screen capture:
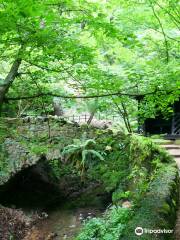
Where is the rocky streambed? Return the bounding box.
[0,195,107,240]
[0,200,105,240]
[24,206,103,240]
[0,162,109,240]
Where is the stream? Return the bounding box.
[26,206,103,240]
[0,165,108,240]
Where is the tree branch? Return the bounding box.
[150,2,169,63]
[5,89,175,101]
[126,16,180,43]
[156,2,180,29]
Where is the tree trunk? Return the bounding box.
[87,99,98,125]
[112,98,132,133]
[0,58,22,113]
[52,98,64,116]
[87,110,96,125]
[121,102,132,133]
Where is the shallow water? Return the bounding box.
[32,206,102,239]
[0,166,107,239]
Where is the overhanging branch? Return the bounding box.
[5,89,176,101]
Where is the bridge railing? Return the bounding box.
[62,114,121,123]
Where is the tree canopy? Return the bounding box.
[0,0,179,128]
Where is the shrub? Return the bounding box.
[76,206,133,240]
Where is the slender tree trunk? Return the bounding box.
[0,58,22,113]
[112,99,132,133]
[117,104,130,132]
[87,110,96,125]
[121,102,132,133]
[87,99,98,125]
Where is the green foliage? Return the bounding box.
[62,136,104,178]
[29,145,48,155]
[0,151,9,179]
[76,206,132,240]
[128,166,149,203]
[121,164,178,240]
[112,191,132,203]
[0,118,178,240]
[0,0,178,132]
[48,159,75,180]
[86,132,130,192]
[77,133,178,240]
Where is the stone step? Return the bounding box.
[166,149,180,158]
[159,144,180,164]
[161,145,180,150]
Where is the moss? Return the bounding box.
[0,119,179,240]
[77,135,179,240]
[161,202,171,215]
[121,164,178,240]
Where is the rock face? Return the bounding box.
[0,138,40,185]
[0,206,34,240]
[0,117,73,186]
[90,119,112,129]
[0,116,111,186]
[0,117,112,240]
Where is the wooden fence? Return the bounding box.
[62,114,121,123]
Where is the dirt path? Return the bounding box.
[161,142,180,240]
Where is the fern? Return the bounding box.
[84,149,105,161]
[61,138,104,178]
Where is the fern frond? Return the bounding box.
[82,149,89,166]
[84,139,96,148]
[85,149,104,161]
[62,145,81,155]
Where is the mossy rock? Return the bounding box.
[121,164,178,240]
